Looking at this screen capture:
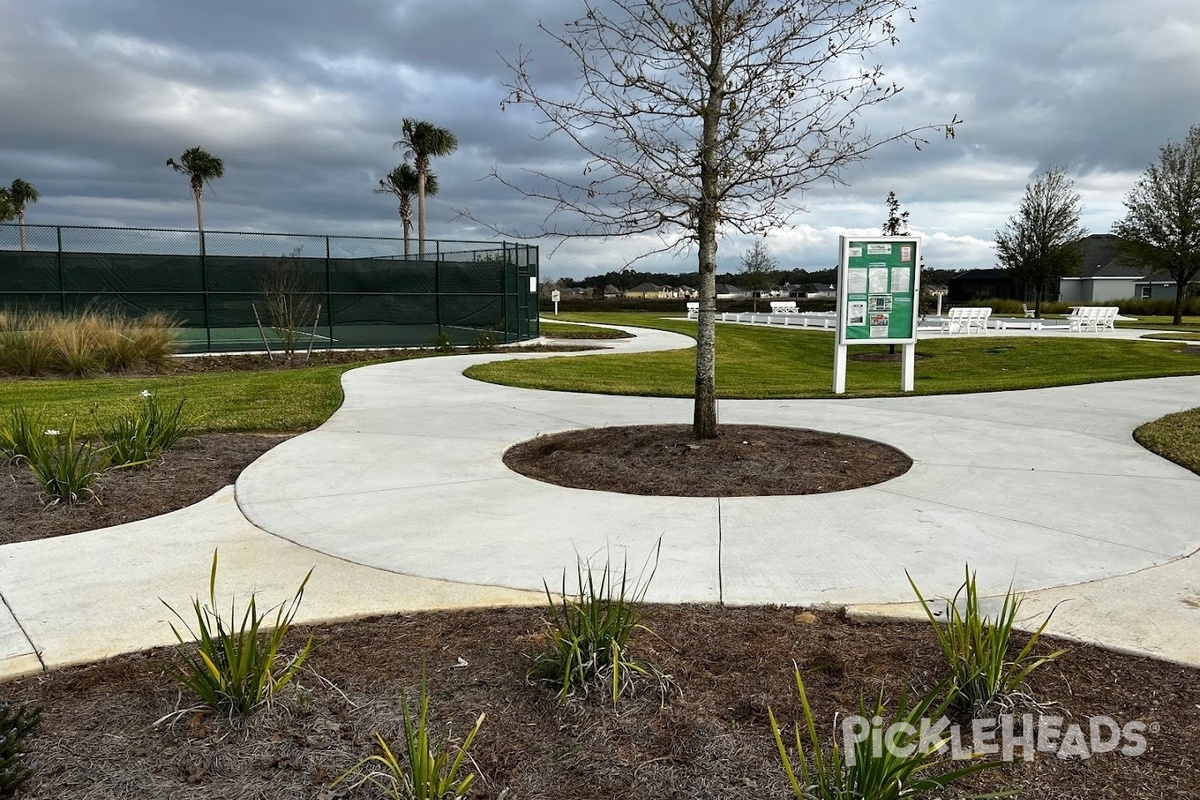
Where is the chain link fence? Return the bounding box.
[0,224,539,352]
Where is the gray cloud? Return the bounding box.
[1,0,1197,278]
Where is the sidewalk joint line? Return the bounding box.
[717,497,724,606]
[0,591,44,674]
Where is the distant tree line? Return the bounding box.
[555,264,961,293]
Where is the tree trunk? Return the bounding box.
[417,171,427,260]
[193,190,204,234]
[694,238,718,440]
[17,210,25,252]
[402,219,412,258]
[1173,278,1186,325]
[693,5,724,442]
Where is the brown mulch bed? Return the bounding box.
[0,433,290,545]
[3,362,1198,798]
[4,606,1198,799]
[504,424,912,496]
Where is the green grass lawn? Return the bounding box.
[1136,408,1200,476]
[0,366,354,435]
[465,312,1200,398]
[1140,332,1200,341]
[538,320,633,339]
[1118,315,1200,332]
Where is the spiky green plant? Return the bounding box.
[769,668,1009,800]
[0,701,41,797]
[335,675,484,800]
[98,390,190,468]
[531,542,662,703]
[163,550,315,716]
[1,406,43,463]
[908,568,1064,715]
[20,417,109,504]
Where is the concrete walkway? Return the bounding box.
[3,323,1200,680]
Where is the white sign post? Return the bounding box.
[833,236,922,394]
[551,289,560,315]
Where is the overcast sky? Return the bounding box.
[1,0,1198,280]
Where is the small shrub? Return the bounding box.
[334,675,484,800]
[0,701,42,797]
[430,332,455,353]
[163,550,315,716]
[21,418,109,505]
[99,390,190,468]
[531,542,663,703]
[908,567,1064,716]
[469,330,498,352]
[769,668,1005,800]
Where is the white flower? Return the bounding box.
[140,389,152,398]
[44,429,60,436]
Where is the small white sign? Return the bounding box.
[551,290,560,302]
[848,246,863,258]
[529,277,538,293]
[867,243,893,255]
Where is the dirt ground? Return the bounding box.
[2,353,1198,798]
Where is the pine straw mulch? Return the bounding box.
[2,352,1199,798]
[3,606,1199,799]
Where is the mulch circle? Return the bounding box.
[503,424,912,497]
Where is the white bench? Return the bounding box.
[942,306,991,334]
[686,302,699,319]
[1022,304,1036,318]
[770,300,798,313]
[1067,306,1118,332]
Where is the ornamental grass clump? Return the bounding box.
[162,550,315,717]
[769,669,1007,800]
[334,675,484,800]
[908,567,1064,716]
[0,309,178,376]
[531,542,664,703]
[0,701,42,798]
[98,390,190,467]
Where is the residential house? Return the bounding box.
[1060,233,1197,302]
[1058,234,1143,303]
[715,283,745,299]
[625,282,664,299]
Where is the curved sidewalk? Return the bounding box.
[237,325,1200,655]
[4,323,1200,679]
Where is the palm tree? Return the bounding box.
[166,147,225,240]
[7,179,40,251]
[394,119,457,259]
[0,187,13,226]
[374,163,438,258]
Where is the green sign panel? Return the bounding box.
[837,237,921,344]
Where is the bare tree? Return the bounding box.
[882,191,910,236]
[478,0,958,438]
[994,166,1086,318]
[256,247,321,362]
[738,240,777,311]
[1113,124,1200,325]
